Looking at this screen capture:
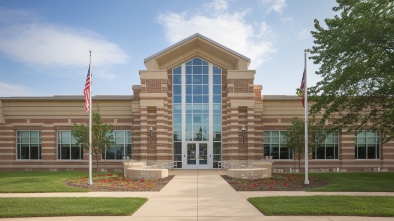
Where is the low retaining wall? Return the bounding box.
[123,161,168,180]
[251,161,273,177]
[123,161,145,177]
[125,168,168,180]
[227,168,270,179]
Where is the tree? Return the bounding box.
[308,0,394,143]
[72,111,114,172]
[283,118,325,171]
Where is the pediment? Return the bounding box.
[144,33,251,71]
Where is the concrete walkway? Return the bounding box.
[132,169,263,220]
[1,169,394,221]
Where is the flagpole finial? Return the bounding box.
[89,50,92,54]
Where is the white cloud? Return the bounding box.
[281,16,294,24]
[0,8,128,73]
[205,0,228,12]
[0,24,127,68]
[297,29,310,40]
[157,2,276,69]
[0,82,37,97]
[260,0,287,13]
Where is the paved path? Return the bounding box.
[131,169,263,220]
[1,169,394,221]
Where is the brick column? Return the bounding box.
[138,71,171,165]
[223,70,256,164]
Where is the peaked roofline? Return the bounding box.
[144,33,251,63]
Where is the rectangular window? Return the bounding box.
[355,131,379,159]
[57,130,83,160]
[312,131,339,159]
[17,131,41,160]
[264,131,292,160]
[102,130,132,160]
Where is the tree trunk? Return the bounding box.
[298,137,302,172]
[298,151,301,172]
[104,147,107,171]
[298,136,302,173]
[293,150,296,171]
[94,148,99,173]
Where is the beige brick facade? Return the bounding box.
[0,33,393,172]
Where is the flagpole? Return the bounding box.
[88,50,93,185]
[304,50,309,185]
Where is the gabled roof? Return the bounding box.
[144,33,251,70]
[145,33,250,63]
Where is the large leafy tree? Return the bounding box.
[308,0,394,143]
[72,111,114,172]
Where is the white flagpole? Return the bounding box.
[88,50,93,185]
[304,51,309,185]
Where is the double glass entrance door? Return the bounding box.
[187,143,208,167]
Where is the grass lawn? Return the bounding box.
[0,172,89,192]
[248,196,394,216]
[0,197,147,218]
[309,172,394,192]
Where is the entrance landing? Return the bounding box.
[132,169,264,220]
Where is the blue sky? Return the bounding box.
[0,0,337,97]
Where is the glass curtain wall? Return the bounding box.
[172,57,222,168]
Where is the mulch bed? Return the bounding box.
[66,173,330,192]
[222,173,331,191]
[66,174,174,191]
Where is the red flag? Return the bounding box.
[300,69,305,107]
[83,65,91,113]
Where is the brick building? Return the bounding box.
[0,33,393,172]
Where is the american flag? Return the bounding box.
[83,65,91,113]
[300,68,305,107]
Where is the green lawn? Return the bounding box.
[248,196,394,216]
[1,171,394,218]
[0,171,89,192]
[249,173,394,217]
[0,197,147,218]
[309,172,394,192]
[2,171,394,193]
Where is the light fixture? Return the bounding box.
[242,126,246,144]
[149,127,153,137]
